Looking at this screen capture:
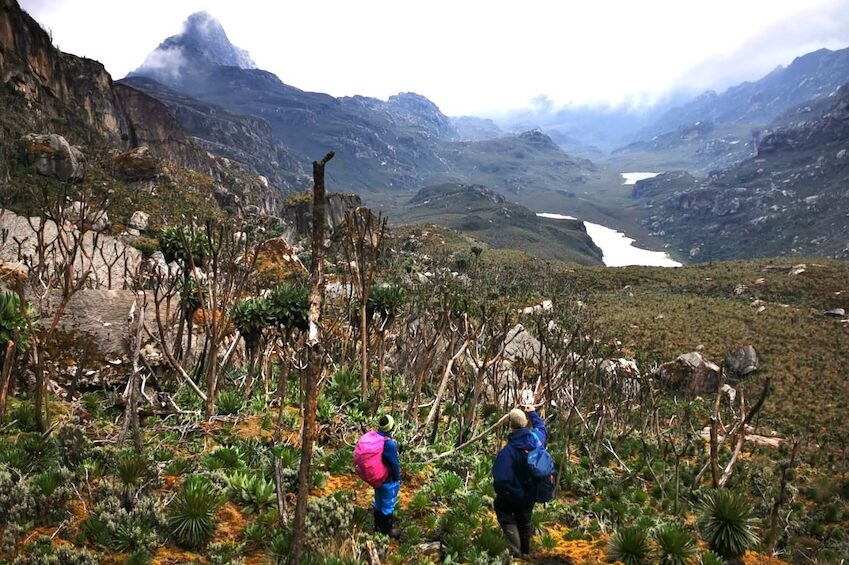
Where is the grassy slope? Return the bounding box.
[567,259,849,438]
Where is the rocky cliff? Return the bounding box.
[119,76,308,192]
[0,0,285,221]
[632,84,849,261]
[0,0,209,168]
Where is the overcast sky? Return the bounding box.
[20,0,849,116]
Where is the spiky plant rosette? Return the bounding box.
[607,525,651,565]
[700,551,725,565]
[654,524,698,565]
[167,475,224,549]
[698,489,759,559]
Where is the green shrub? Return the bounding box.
[204,446,246,472]
[125,551,152,565]
[81,494,166,555]
[268,530,291,564]
[58,421,91,467]
[10,535,99,564]
[165,457,195,476]
[699,551,724,565]
[159,226,210,265]
[129,236,159,257]
[607,526,651,565]
[226,471,276,514]
[12,432,58,473]
[654,524,698,565]
[209,541,246,565]
[474,524,509,558]
[114,452,152,498]
[698,490,759,559]
[0,291,33,350]
[230,297,272,351]
[267,284,309,332]
[217,390,244,416]
[167,475,224,549]
[326,370,359,404]
[367,284,406,324]
[320,448,353,475]
[431,471,464,503]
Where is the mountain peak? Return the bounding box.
[132,11,255,80]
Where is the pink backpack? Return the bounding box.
[354,431,388,487]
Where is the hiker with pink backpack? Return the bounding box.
[354,414,402,538]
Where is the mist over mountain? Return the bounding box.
[134,11,256,82]
[643,47,849,138]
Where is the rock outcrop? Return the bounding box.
[128,211,151,232]
[0,208,141,288]
[253,236,308,285]
[16,133,85,182]
[724,346,759,377]
[598,358,641,399]
[658,352,721,394]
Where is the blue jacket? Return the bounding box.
[492,411,547,504]
[378,431,401,482]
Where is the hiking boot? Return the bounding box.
[373,508,385,534]
[502,524,521,556]
[385,512,401,539]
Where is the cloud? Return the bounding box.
[671,0,849,96]
[135,46,186,81]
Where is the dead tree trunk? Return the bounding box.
[767,438,800,554]
[119,299,145,453]
[0,341,15,423]
[288,151,333,565]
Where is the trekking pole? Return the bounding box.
[427,412,510,462]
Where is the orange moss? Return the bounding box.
[743,551,791,565]
[22,140,59,154]
[151,546,205,564]
[537,524,609,564]
[193,309,234,335]
[216,503,247,543]
[312,473,373,507]
[254,236,308,285]
[233,414,280,441]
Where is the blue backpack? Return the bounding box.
[526,431,556,503]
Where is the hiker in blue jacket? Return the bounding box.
[492,405,548,557]
[374,414,401,538]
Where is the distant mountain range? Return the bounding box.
[610,46,849,173]
[3,0,849,265]
[124,12,596,200]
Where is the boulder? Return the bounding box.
[598,358,641,399]
[0,261,28,283]
[724,345,759,377]
[0,209,140,288]
[659,352,721,394]
[129,211,150,231]
[254,236,308,285]
[789,264,806,276]
[520,299,553,315]
[824,307,846,317]
[18,133,85,182]
[502,324,542,365]
[63,201,110,232]
[112,146,157,181]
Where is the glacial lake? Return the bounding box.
[621,172,660,185]
[537,213,682,267]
